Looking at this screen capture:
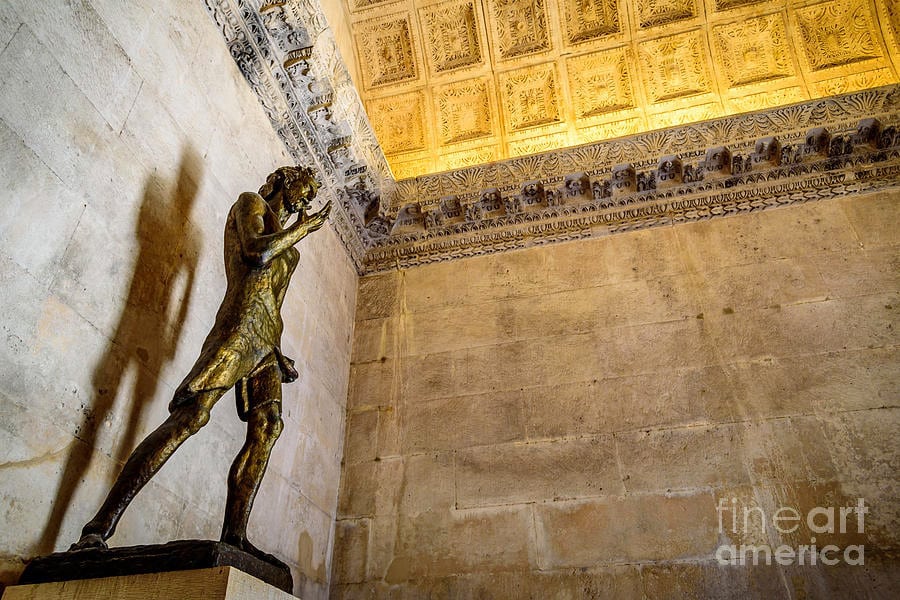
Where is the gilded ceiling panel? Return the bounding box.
[343,0,900,180]
[419,0,485,75]
[561,0,621,45]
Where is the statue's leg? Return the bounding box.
[221,363,283,558]
[71,389,222,550]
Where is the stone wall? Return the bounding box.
[0,2,357,598]
[333,191,899,597]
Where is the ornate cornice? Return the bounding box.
[200,2,900,275]
[203,0,394,273]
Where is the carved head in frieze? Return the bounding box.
[390,203,425,235]
[853,118,883,149]
[611,163,636,195]
[439,196,466,224]
[477,188,506,218]
[520,181,546,208]
[804,127,831,157]
[752,137,781,168]
[367,215,392,239]
[563,173,590,198]
[704,147,732,177]
[656,155,683,188]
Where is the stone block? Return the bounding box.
[525,365,738,439]
[545,228,687,289]
[705,293,898,362]
[401,390,525,453]
[390,505,532,580]
[0,121,85,285]
[728,349,900,417]
[338,458,403,519]
[0,3,20,51]
[403,302,508,357]
[535,493,718,567]
[356,272,400,320]
[740,417,837,485]
[332,519,370,584]
[456,437,621,508]
[840,190,900,248]
[616,424,749,493]
[810,247,900,299]
[350,317,397,364]
[675,200,858,272]
[8,0,143,131]
[343,410,378,465]
[692,257,829,313]
[398,452,455,516]
[402,259,471,312]
[399,348,468,402]
[604,317,719,378]
[348,361,395,411]
[640,562,789,599]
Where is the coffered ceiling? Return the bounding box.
[341,0,900,179]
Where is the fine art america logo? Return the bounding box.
[715,498,868,566]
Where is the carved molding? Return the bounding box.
[203,3,900,276]
[203,0,395,274]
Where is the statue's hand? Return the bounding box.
[303,200,331,233]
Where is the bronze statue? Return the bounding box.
[71,166,331,562]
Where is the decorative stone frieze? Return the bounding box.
[197,5,900,275]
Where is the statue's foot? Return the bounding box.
[221,534,283,567]
[69,533,108,552]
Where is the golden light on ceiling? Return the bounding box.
[343,0,900,179]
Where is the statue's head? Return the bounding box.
[259,166,319,215]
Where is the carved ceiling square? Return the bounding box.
[561,0,621,46]
[436,77,494,145]
[794,0,881,72]
[567,46,635,119]
[499,64,562,131]
[486,0,552,61]
[638,30,712,103]
[636,0,698,29]
[355,12,420,89]
[367,91,428,155]
[419,1,484,76]
[712,13,793,88]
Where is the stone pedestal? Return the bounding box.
[2,566,296,599]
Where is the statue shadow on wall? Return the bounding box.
[37,149,203,554]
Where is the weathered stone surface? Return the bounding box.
[729,348,900,417]
[351,317,397,364]
[616,424,749,493]
[691,257,829,314]
[456,438,621,507]
[705,293,898,362]
[336,193,899,597]
[401,391,525,453]
[675,201,859,272]
[356,273,400,321]
[839,191,900,249]
[535,493,718,567]
[332,519,370,585]
[390,506,532,580]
